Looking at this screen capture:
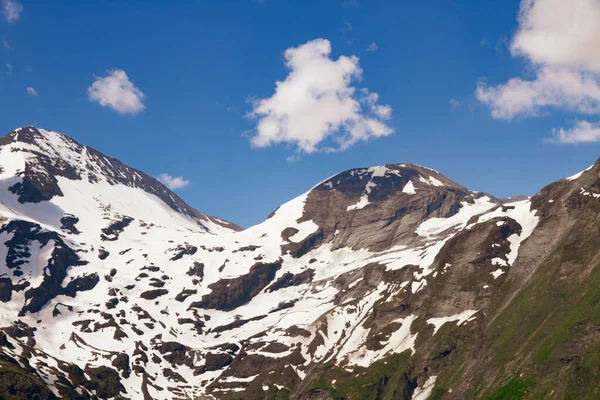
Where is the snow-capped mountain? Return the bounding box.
[0,127,599,399]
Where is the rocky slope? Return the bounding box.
[0,127,598,399]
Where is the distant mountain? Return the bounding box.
[0,127,598,399]
[500,195,530,203]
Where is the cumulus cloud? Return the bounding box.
[87,69,145,115]
[477,0,600,121]
[366,42,378,53]
[547,120,600,144]
[247,38,393,155]
[477,68,600,119]
[157,174,191,190]
[511,0,600,72]
[2,0,22,23]
[26,87,36,96]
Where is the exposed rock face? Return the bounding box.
[1,127,600,399]
[301,164,484,252]
[0,220,92,315]
[266,269,314,292]
[189,260,282,311]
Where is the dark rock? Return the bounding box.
[98,249,110,260]
[63,274,100,297]
[60,215,80,234]
[177,318,205,334]
[163,368,186,383]
[106,298,119,309]
[202,352,233,373]
[175,289,198,302]
[83,365,126,399]
[0,277,13,302]
[269,300,297,313]
[266,269,314,292]
[149,278,165,288]
[186,262,204,281]
[189,260,282,311]
[233,245,261,253]
[140,289,169,300]
[169,245,198,261]
[101,216,134,241]
[283,229,325,258]
[111,353,131,379]
[212,315,267,334]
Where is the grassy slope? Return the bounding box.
[474,211,600,399]
[303,203,600,399]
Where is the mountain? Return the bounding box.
[0,127,598,399]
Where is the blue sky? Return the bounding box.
[1,0,599,227]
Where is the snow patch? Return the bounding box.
[418,175,444,187]
[491,269,505,279]
[416,196,496,238]
[475,200,539,266]
[412,375,437,400]
[347,166,399,210]
[402,180,416,194]
[427,310,478,335]
[566,164,593,181]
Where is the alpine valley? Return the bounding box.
[0,127,599,400]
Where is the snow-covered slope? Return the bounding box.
[0,127,594,399]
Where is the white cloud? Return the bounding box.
[157,174,191,190]
[87,69,145,115]
[2,0,22,23]
[2,39,9,49]
[5,63,11,75]
[477,0,600,120]
[26,87,36,96]
[477,68,600,119]
[547,120,600,144]
[366,42,378,53]
[359,88,392,119]
[449,98,463,109]
[247,38,393,155]
[511,0,600,72]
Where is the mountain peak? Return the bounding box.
[0,126,80,151]
[0,127,240,232]
[313,163,466,200]
[288,162,496,252]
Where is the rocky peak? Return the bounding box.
[530,158,600,219]
[313,163,467,198]
[0,127,240,232]
[297,163,495,252]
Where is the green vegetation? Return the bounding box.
[0,357,57,400]
[309,352,413,400]
[478,216,600,398]
[486,376,534,400]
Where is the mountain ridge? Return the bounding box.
[1,126,242,232]
[0,127,598,399]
